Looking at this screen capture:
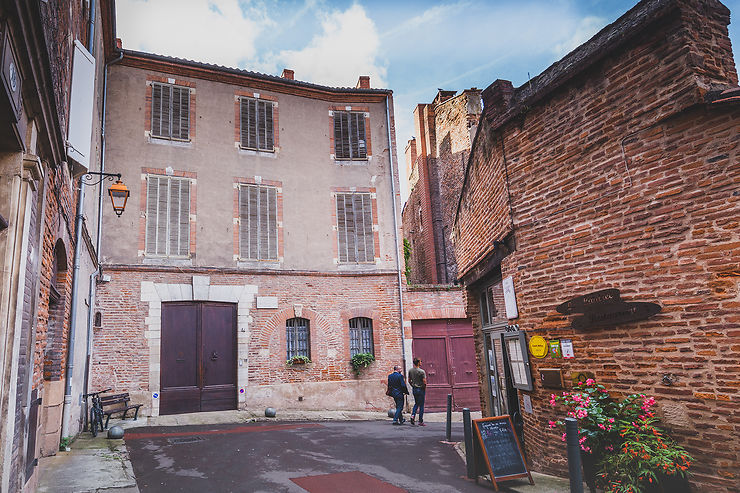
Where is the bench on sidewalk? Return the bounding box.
[100,393,143,428]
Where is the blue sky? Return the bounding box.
[116,0,740,199]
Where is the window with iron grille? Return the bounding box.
[349,317,374,357]
[145,175,191,257]
[240,97,274,151]
[238,184,278,260]
[333,111,367,160]
[151,82,190,140]
[336,192,374,263]
[286,317,310,360]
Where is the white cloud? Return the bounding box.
[552,15,605,57]
[273,4,387,88]
[116,0,269,68]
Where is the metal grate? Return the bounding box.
[167,436,204,445]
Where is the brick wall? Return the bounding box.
[92,267,403,411]
[453,0,739,491]
[402,90,481,284]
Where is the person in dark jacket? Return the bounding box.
[387,365,409,425]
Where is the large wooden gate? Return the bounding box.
[411,319,480,412]
[160,302,237,415]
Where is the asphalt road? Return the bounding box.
[124,419,511,493]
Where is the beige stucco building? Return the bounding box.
[93,50,406,416]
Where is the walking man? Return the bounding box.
[408,357,427,426]
[387,365,409,425]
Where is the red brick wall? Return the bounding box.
[403,91,481,284]
[92,267,402,403]
[454,0,739,490]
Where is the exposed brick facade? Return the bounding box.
[453,0,739,491]
[92,267,402,412]
[402,89,481,284]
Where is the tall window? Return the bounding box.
[286,317,310,360]
[336,192,374,263]
[240,97,274,151]
[238,184,278,260]
[333,111,367,160]
[151,82,190,140]
[145,175,191,257]
[479,284,498,327]
[349,317,374,357]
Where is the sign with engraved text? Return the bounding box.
[556,289,660,329]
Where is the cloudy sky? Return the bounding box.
[116,0,740,199]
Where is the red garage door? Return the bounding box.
[411,319,480,412]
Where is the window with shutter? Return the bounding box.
[238,184,278,260]
[151,82,190,141]
[349,317,374,357]
[286,317,310,360]
[336,192,375,263]
[240,97,274,151]
[333,111,367,160]
[145,175,191,257]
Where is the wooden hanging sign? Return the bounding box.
[472,415,534,490]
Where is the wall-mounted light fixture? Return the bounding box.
[81,172,130,217]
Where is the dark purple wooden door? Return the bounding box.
[411,318,481,412]
[411,337,450,411]
[201,304,237,412]
[160,302,236,415]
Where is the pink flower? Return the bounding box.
[579,436,587,444]
[549,394,557,406]
[548,421,557,429]
[598,424,606,430]
[561,433,567,442]
[581,445,592,453]
[605,445,614,452]
[576,409,588,419]
[608,418,615,423]
[585,378,595,386]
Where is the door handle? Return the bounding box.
[211,351,218,361]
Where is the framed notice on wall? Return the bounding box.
[502,331,533,391]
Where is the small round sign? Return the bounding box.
[152,392,159,399]
[528,335,548,358]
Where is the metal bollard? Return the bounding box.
[463,408,476,479]
[565,417,584,493]
[446,394,452,441]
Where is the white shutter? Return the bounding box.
[67,40,96,170]
[145,175,190,256]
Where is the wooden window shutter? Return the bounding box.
[336,193,348,262]
[239,184,277,260]
[336,193,374,263]
[171,86,190,140]
[145,175,190,257]
[151,83,163,137]
[361,193,374,260]
[334,112,350,159]
[145,176,160,254]
[354,113,367,159]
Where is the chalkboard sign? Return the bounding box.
[473,415,533,490]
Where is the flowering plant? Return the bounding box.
[549,379,618,454]
[549,380,693,493]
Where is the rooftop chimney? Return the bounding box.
[356,76,370,89]
[282,69,294,80]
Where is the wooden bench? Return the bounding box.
[100,393,143,429]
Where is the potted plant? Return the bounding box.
[350,352,375,376]
[287,355,311,366]
[550,380,693,493]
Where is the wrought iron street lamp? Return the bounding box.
[81,172,130,217]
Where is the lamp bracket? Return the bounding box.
[81,171,122,187]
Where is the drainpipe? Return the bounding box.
[385,95,407,372]
[81,46,124,408]
[61,0,103,439]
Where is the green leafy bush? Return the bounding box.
[350,352,375,375]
